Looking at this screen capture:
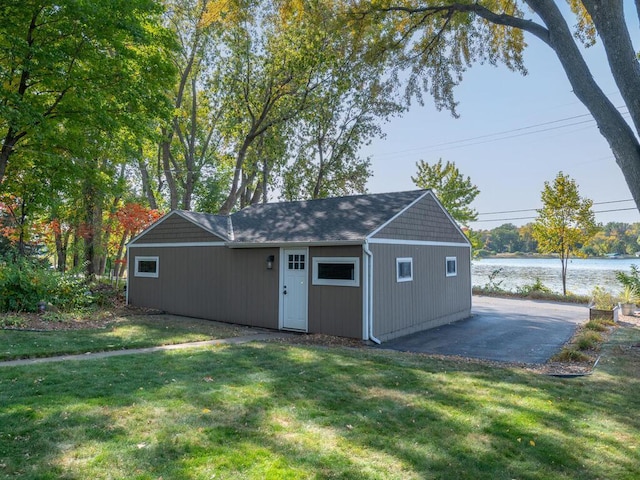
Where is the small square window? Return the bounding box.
[135,256,159,278]
[396,257,413,282]
[446,257,457,277]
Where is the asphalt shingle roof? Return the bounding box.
[229,190,428,243]
[177,210,231,240]
[165,190,429,244]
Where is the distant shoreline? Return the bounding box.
[477,252,639,260]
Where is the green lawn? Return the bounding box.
[0,323,639,479]
[0,314,250,361]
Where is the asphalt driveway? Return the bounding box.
[382,296,587,364]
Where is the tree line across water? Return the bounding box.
[474,221,640,258]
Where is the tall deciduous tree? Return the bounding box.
[152,0,227,211]
[211,0,331,214]
[532,172,598,295]
[411,158,480,225]
[281,3,405,201]
[353,1,640,217]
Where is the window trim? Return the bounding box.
[446,256,457,277]
[134,256,159,278]
[396,257,413,283]
[312,257,360,287]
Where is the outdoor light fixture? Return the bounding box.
[266,255,275,270]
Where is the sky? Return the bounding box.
[361,5,640,230]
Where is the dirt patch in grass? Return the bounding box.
[0,305,160,331]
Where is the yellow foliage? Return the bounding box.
[201,0,241,28]
[279,0,305,24]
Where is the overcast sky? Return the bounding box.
[362,5,640,229]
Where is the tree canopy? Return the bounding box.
[0,0,176,187]
[411,159,480,225]
[351,0,640,217]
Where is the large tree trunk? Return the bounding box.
[54,229,69,272]
[218,137,254,215]
[161,127,179,210]
[137,148,158,210]
[0,131,22,187]
[522,0,640,214]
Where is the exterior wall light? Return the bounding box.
[266,255,275,270]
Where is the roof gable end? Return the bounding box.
[128,210,228,245]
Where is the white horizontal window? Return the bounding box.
[446,256,457,277]
[396,257,413,282]
[312,257,360,287]
[135,256,159,278]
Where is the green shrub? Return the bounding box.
[517,277,552,296]
[616,265,640,298]
[0,314,26,328]
[0,258,93,312]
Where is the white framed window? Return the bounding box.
[135,256,159,278]
[312,257,360,287]
[396,257,413,282]
[446,256,457,277]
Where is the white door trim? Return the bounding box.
[279,247,309,331]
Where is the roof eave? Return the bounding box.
[226,240,365,249]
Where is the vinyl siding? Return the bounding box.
[308,246,363,338]
[134,214,224,243]
[128,246,279,329]
[372,192,467,244]
[371,243,471,341]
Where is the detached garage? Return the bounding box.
[126,189,472,343]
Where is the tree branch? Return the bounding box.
[377,2,550,44]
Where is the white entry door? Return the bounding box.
[281,249,308,331]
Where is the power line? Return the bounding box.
[371,105,630,160]
[472,206,639,224]
[477,199,635,217]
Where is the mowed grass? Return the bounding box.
[0,315,251,361]
[0,326,639,479]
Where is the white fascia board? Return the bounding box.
[366,190,430,239]
[128,242,226,248]
[368,238,471,248]
[226,240,363,249]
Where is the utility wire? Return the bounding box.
[371,105,630,160]
[477,199,635,217]
[472,206,639,224]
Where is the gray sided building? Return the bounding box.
[126,190,471,343]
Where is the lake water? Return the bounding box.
[472,257,640,296]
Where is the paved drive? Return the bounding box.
[382,296,587,364]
